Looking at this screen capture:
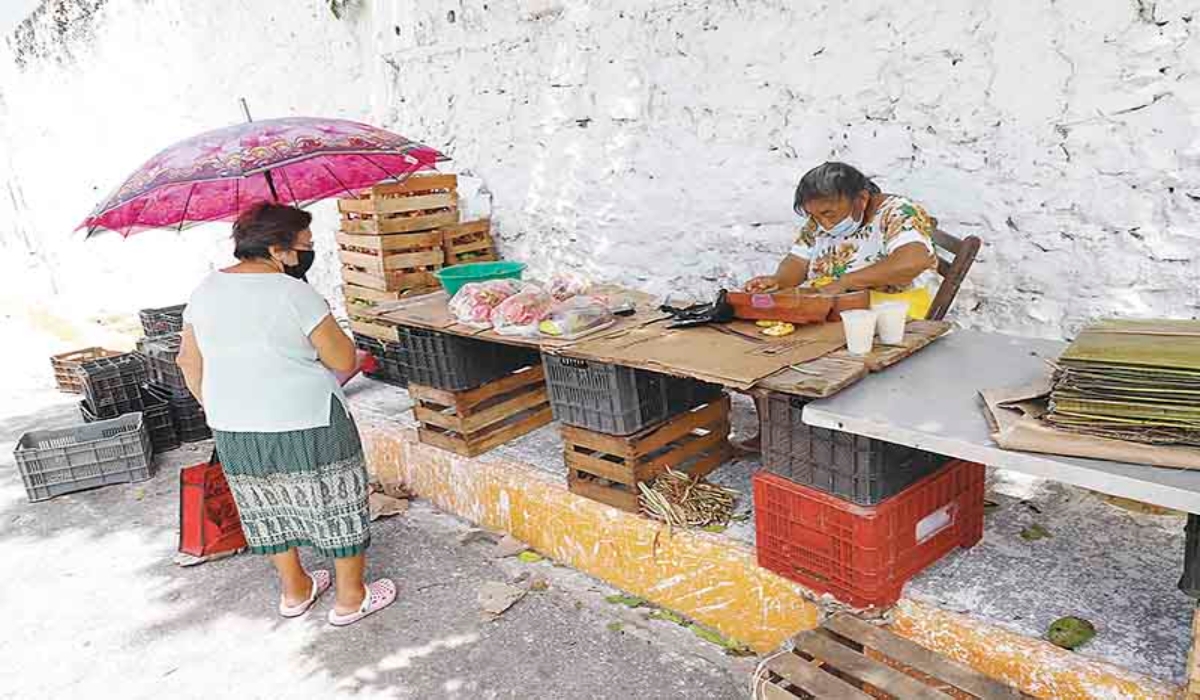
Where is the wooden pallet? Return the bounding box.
[50,347,122,394]
[440,219,498,265]
[562,396,732,513]
[349,318,401,343]
[759,613,1029,700]
[338,174,459,235]
[411,365,553,458]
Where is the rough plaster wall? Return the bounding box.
[2,0,1199,338]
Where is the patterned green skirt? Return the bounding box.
[213,397,370,558]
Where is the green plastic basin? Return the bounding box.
[436,261,527,296]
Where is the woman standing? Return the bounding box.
[176,202,396,625]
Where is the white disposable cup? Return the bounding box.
[840,309,878,356]
[873,301,910,345]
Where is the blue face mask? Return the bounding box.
[819,211,863,237]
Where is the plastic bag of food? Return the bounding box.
[448,279,523,328]
[547,271,592,301]
[492,287,554,337]
[538,296,615,339]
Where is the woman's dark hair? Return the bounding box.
[794,162,881,214]
[231,202,313,260]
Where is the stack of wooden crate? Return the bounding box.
[338,174,459,342]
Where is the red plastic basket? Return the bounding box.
[753,459,985,609]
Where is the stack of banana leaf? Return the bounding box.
[1047,319,1200,447]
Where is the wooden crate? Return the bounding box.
[562,396,732,513]
[412,365,552,457]
[337,174,459,235]
[50,347,122,394]
[337,228,444,294]
[759,613,1028,700]
[440,219,498,266]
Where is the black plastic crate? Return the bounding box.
[82,389,181,454]
[667,377,725,413]
[139,387,180,453]
[139,333,187,390]
[139,304,187,337]
[761,392,951,505]
[78,354,147,418]
[353,333,408,387]
[543,355,669,435]
[397,327,537,391]
[145,382,211,443]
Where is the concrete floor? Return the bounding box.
[474,388,1195,686]
[0,389,750,700]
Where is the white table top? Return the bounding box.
[802,328,1200,513]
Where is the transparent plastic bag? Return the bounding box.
[547,271,592,301]
[448,280,523,328]
[492,287,554,337]
[538,296,615,339]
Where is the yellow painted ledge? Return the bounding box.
[358,417,1181,699]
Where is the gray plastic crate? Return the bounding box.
[543,355,724,436]
[138,333,187,390]
[139,303,187,337]
[762,392,950,505]
[78,353,147,418]
[14,413,153,502]
[398,326,538,391]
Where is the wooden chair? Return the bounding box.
[926,228,981,321]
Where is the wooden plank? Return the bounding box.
[337,197,375,214]
[417,425,470,455]
[567,470,641,512]
[460,386,548,434]
[345,301,375,319]
[342,284,408,304]
[559,423,639,459]
[447,238,495,255]
[455,365,546,413]
[823,614,1027,700]
[373,174,458,196]
[793,631,951,700]
[635,423,730,482]
[408,383,458,410]
[414,404,463,433]
[340,267,439,292]
[371,192,457,215]
[439,219,490,237]
[339,249,387,273]
[564,449,636,485]
[340,210,459,235]
[349,319,400,343]
[336,231,443,252]
[467,404,554,455]
[767,652,873,700]
[630,396,731,458]
[339,248,443,272]
[382,249,444,271]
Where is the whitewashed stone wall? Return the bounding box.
[2,0,1198,338]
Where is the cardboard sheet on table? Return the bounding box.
[981,373,1200,470]
[560,320,847,389]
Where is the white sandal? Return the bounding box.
[278,570,332,618]
[327,578,397,627]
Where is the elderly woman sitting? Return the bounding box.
[736,162,941,453]
[746,161,939,318]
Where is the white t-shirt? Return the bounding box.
[183,272,347,433]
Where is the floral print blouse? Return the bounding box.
[790,195,939,293]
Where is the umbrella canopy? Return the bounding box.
[82,117,447,237]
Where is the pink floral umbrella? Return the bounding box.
[82,116,447,237]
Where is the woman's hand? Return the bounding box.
[744,275,781,293]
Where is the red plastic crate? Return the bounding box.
[754,459,985,609]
